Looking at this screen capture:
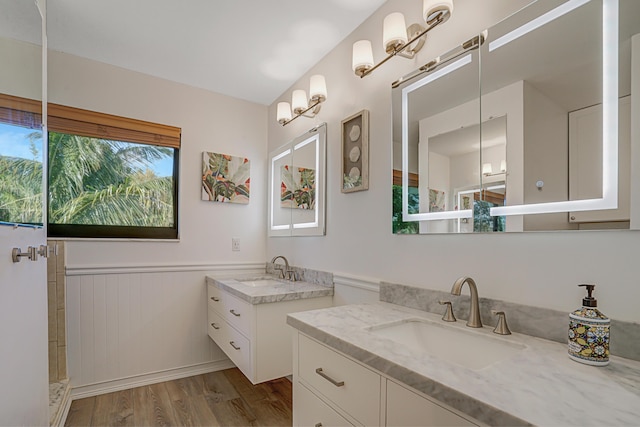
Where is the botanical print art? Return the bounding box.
[429,188,446,212]
[280,165,315,210]
[202,151,250,204]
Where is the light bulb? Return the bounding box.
[277,102,292,124]
[292,90,308,114]
[352,40,374,76]
[309,75,327,102]
[383,12,408,53]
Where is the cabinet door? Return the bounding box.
[294,382,354,427]
[569,96,630,223]
[386,380,477,427]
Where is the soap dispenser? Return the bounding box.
[568,284,610,366]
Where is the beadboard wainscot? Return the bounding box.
[65,261,265,398]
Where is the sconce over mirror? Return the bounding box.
[268,124,326,237]
[392,0,639,234]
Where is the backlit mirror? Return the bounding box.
[268,124,326,236]
[392,0,639,233]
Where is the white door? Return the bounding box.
[0,0,50,425]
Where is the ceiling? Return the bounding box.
[0,0,387,105]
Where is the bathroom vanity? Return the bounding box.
[287,303,640,426]
[206,274,332,384]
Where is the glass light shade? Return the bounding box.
[383,12,408,51]
[423,0,454,24]
[277,102,292,123]
[292,90,308,113]
[482,163,493,175]
[352,40,374,72]
[309,75,327,101]
[500,160,507,172]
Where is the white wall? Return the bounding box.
[47,50,268,268]
[267,0,640,323]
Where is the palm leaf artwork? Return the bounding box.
[48,132,175,227]
[201,152,250,204]
[280,165,315,210]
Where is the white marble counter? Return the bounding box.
[206,274,333,305]
[287,302,640,426]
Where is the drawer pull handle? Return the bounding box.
[210,297,220,302]
[229,341,241,350]
[315,368,344,387]
[230,309,241,317]
[211,323,220,330]
[315,424,322,427]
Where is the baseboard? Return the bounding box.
[50,380,72,427]
[69,359,236,400]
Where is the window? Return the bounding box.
[0,94,181,239]
[0,94,43,225]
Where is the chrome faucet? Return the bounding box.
[450,276,482,328]
[271,255,296,281]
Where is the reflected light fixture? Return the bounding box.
[277,74,328,126]
[352,0,454,78]
[483,160,507,177]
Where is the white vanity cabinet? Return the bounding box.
[293,332,481,427]
[206,278,332,384]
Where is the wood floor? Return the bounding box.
[64,368,292,427]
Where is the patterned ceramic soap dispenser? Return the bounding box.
[568,284,610,366]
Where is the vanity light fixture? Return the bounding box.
[482,160,507,177]
[277,75,327,126]
[352,0,454,78]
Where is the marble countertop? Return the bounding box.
[206,274,333,305]
[287,302,640,426]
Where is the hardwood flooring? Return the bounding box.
[64,368,292,427]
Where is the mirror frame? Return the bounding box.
[400,0,619,224]
[268,123,327,237]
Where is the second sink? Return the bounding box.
[367,318,525,370]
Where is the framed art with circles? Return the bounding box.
[341,109,369,193]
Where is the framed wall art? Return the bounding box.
[341,109,369,193]
[202,151,250,204]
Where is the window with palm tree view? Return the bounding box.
[0,94,180,239]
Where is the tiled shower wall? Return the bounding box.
[47,241,66,382]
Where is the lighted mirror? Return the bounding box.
[392,0,639,233]
[268,124,326,237]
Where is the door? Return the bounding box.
[0,0,50,424]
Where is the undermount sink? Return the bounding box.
[239,278,283,287]
[367,318,526,370]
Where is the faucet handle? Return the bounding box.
[286,268,297,282]
[438,301,457,322]
[491,310,512,335]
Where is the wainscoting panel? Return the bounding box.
[66,263,264,395]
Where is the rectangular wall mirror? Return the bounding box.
[392,0,639,233]
[268,123,326,237]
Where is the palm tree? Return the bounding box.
[48,132,175,227]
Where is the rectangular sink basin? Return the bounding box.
[367,319,525,370]
[239,279,282,288]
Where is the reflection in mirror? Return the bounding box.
[0,2,44,228]
[269,124,326,237]
[393,0,640,233]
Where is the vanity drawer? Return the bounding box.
[207,308,226,344]
[298,334,380,427]
[224,323,252,381]
[207,284,254,336]
[294,381,354,427]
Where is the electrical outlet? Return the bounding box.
[232,237,240,251]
